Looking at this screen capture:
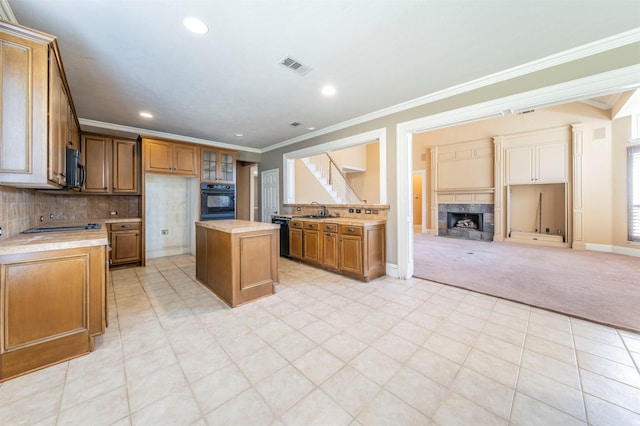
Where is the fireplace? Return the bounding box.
[438,204,494,241]
[447,212,483,232]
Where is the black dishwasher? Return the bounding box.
[271,215,290,257]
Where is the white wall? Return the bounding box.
[145,174,199,258]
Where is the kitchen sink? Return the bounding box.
[22,223,102,234]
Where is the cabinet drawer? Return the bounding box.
[110,222,141,231]
[339,225,363,236]
[290,220,304,229]
[303,221,320,230]
[323,223,338,232]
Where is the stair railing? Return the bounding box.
[304,153,364,204]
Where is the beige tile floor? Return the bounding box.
[1,254,640,425]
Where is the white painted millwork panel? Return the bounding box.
[504,127,570,185]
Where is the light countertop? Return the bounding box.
[287,217,387,226]
[196,220,280,233]
[0,218,141,256]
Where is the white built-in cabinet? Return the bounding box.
[494,126,571,247]
[506,142,567,184]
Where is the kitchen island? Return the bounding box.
[195,220,279,307]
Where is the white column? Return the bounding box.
[572,124,585,249]
[493,136,504,241]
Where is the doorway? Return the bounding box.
[412,170,427,233]
[261,168,279,222]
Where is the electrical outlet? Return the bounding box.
[40,216,44,221]
[348,208,354,213]
[296,207,301,211]
[160,229,169,235]
[50,213,54,219]
[356,209,362,214]
[109,211,118,216]
[365,209,372,214]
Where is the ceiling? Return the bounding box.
[5,1,640,151]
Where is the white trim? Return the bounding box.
[385,263,399,279]
[0,0,17,23]
[262,29,640,153]
[79,118,262,154]
[585,243,640,257]
[282,128,387,205]
[396,67,640,279]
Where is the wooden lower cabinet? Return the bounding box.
[196,223,278,307]
[0,245,107,382]
[108,222,142,267]
[289,220,303,259]
[289,220,386,281]
[302,222,321,265]
[322,224,339,271]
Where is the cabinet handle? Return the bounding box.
[327,233,332,237]
[122,224,131,228]
[309,224,315,228]
[348,228,355,232]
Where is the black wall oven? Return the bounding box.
[201,183,235,220]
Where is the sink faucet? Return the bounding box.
[310,201,328,217]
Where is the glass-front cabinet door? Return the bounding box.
[201,148,236,183]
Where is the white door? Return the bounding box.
[261,168,279,222]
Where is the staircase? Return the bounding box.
[301,153,364,204]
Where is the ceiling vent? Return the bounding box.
[280,56,312,76]
[289,122,301,127]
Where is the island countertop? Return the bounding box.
[196,219,280,233]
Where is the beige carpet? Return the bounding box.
[413,234,640,333]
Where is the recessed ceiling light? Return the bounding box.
[235,133,244,137]
[307,126,316,131]
[183,17,208,35]
[321,85,336,96]
[140,111,153,118]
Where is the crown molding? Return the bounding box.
[0,0,17,23]
[78,118,262,153]
[262,28,640,153]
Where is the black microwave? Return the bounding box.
[65,147,85,189]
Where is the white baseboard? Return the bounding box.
[585,243,640,257]
[386,263,400,278]
[146,247,191,259]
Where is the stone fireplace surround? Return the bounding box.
[438,203,494,241]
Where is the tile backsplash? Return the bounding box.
[0,185,140,241]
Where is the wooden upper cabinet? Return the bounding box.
[143,138,199,177]
[83,135,111,193]
[202,148,236,183]
[112,139,139,193]
[0,22,79,188]
[83,134,139,194]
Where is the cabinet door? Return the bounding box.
[110,231,141,265]
[173,144,199,176]
[113,139,138,193]
[289,224,303,259]
[201,149,217,182]
[83,135,111,193]
[218,150,236,183]
[340,235,363,276]
[537,143,567,183]
[322,232,339,270]
[0,34,48,176]
[48,55,68,186]
[303,227,321,264]
[144,139,173,173]
[506,146,535,184]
